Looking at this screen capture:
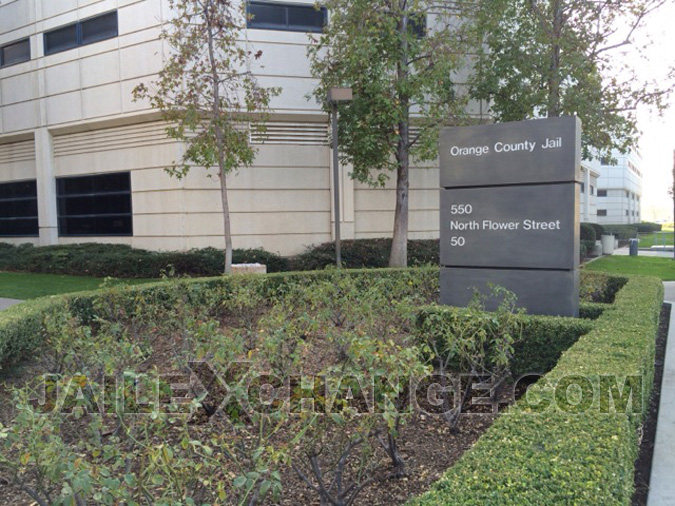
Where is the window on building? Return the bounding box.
[590,185,595,195]
[247,2,327,32]
[56,172,132,236]
[0,180,39,237]
[580,183,585,193]
[0,38,30,67]
[409,14,427,38]
[626,191,630,198]
[626,210,629,216]
[597,209,607,217]
[597,189,607,197]
[600,157,611,165]
[44,11,118,56]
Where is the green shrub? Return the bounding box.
[636,222,662,233]
[602,225,638,240]
[580,223,596,241]
[0,243,288,277]
[589,222,605,238]
[409,274,662,505]
[288,239,439,270]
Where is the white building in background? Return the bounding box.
[579,163,600,223]
[0,0,605,253]
[585,148,643,225]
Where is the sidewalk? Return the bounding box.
[0,298,22,310]
[648,282,675,505]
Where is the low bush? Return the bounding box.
[580,223,597,241]
[602,224,638,240]
[409,274,662,505]
[637,222,662,233]
[0,243,288,277]
[288,239,439,271]
[589,222,605,238]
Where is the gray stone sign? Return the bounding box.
[440,117,581,317]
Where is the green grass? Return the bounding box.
[585,255,675,280]
[637,232,674,248]
[0,272,157,300]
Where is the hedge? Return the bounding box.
[0,266,440,367]
[409,274,662,505]
[0,269,661,505]
[0,243,289,277]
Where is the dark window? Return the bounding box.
[0,180,38,237]
[600,157,611,165]
[626,210,629,216]
[597,209,607,217]
[597,189,607,197]
[44,24,78,55]
[56,172,132,236]
[409,15,427,38]
[590,185,595,195]
[81,11,118,45]
[580,183,585,193]
[1,38,31,67]
[44,11,118,55]
[247,2,326,32]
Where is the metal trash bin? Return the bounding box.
[629,238,639,256]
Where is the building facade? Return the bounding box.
[585,148,643,225]
[0,0,442,255]
[579,163,599,223]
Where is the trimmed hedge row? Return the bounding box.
[0,267,440,367]
[409,274,662,505]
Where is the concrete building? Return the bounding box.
[0,0,442,255]
[585,148,643,225]
[580,163,600,223]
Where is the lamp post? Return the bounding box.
[327,87,353,268]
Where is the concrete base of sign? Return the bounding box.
[440,267,579,317]
[231,263,267,274]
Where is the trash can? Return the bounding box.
[601,234,615,255]
[629,238,639,256]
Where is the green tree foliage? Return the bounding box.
[470,0,674,158]
[308,0,475,267]
[133,0,277,273]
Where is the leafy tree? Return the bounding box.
[470,0,674,158]
[308,0,474,267]
[133,0,277,273]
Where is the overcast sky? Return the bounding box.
[633,1,675,221]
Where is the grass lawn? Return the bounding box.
[585,255,675,281]
[637,232,674,248]
[0,272,158,300]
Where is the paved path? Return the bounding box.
[0,298,22,310]
[648,282,675,505]
[614,246,675,258]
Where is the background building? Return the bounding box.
[0,0,441,255]
[586,148,643,225]
[580,163,599,223]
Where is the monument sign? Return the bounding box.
[440,117,581,316]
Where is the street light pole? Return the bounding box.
[327,87,353,268]
[331,100,342,268]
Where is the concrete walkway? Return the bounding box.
[648,282,675,505]
[0,298,22,310]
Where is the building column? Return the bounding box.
[34,128,58,245]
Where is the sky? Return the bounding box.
[632,1,675,221]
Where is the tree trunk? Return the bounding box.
[204,0,233,274]
[219,170,233,273]
[389,3,410,268]
[547,0,563,117]
[389,132,410,267]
